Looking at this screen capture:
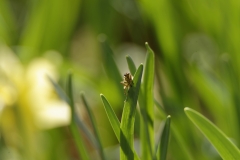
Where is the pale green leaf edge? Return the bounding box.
[184,107,240,160]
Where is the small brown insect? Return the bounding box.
[121,73,133,94]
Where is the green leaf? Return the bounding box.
[100,94,140,160]
[48,75,98,149]
[101,41,122,81]
[74,115,99,149]
[19,0,81,62]
[140,42,155,160]
[101,41,123,89]
[101,41,125,102]
[80,92,106,160]
[66,72,90,160]
[66,72,74,116]
[171,124,193,160]
[47,75,70,104]
[154,100,166,119]
[126,55,137,75]
[100,94,120,141]
[0,0,16,45]
[69,123,90,160]
[120,64,143,160]
[185,107,240,160]
[156,115,171,160]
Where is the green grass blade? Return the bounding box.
[100,94,120,140]
[140,42,155,160]
[156,115,171,160]
[120,64,143,160]
[47,75,70,104]
[48,75,98,149]
[80,92,106,160]
[139,104,153,159]
[66,72,90,160]
[69,123,90,160]
[184,107,240,160]
[171,125,193,160]
[101,41,123,93]
[66,72,74,116]
[19,0,81,62]
[0,0,16,45]
[126,55,137,75]
[101,41,122,81]
[74,116,99,148]
[100,94,140,160]
[154,100,166,119]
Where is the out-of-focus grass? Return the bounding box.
[185,107,240,159]
[0,0,240,159]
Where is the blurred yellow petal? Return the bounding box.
[0,46,23,108]
[0,83,17,106]
[25,57,71,129]
[35,100,71,129]
[26,58,58,97]
[0,46,24,90]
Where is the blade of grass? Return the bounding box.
[101,41,122,82]
[66,72,74,116]
[100,94,120,140]
[171,124,194,160]
[184,107,240,159]
[126,55,141,140]
[80,92,106,160]
[47,75,70,104]
[154,100,167,120]
[143,43,155,135]
[100,40,123,99]
[100,94,140,160]
[139,42,155,160]
[0,0,16,45]
[125,57,164,119]
[126,54,166,149]
[120,64,143,160]
[19,0,81,62]
[139,102,153,159]
[74,115,98,148]
[66,72,90,160]
[126,55,137,75]
[69,123,89,160]
[156,115,171,160]
[48,75,98,148]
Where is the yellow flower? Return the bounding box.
[0,46,71,158]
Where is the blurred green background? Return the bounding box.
[0,0,239,159]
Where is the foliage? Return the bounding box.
[0,0,240,160]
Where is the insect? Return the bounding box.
[120,73,134,95]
